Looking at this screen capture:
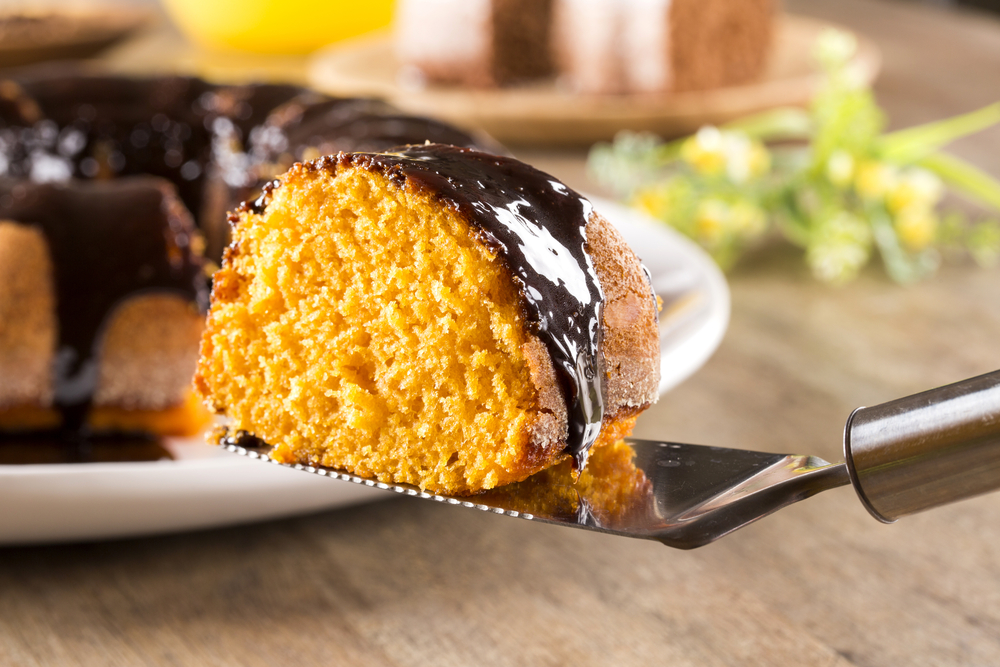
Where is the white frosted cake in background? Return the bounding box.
[550,0,627,94]
[395,0,555,88]
[396,0,774,94]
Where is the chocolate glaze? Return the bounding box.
[0,74,495,197]
[0,432,173,464]
[249,96,497,168]
[13,74,216,218]
[331,144,605,466]
[0,177,207,431]
[0,73,501,262]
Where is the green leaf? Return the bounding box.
[878,102,1000,163]
[721,107,814,142]
[917,153,1000,211]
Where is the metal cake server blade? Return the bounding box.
[224,437,849,549]
[223,369,1000,549]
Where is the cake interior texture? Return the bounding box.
[197,159,642,493]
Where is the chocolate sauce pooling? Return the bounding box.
[0,432,173,464]
[0,177,207,431]
[343,144,605,467]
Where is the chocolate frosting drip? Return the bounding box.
[252,96,498,162]
[341,144,605,466]
[13,75,216,218]
[0,177,207,431]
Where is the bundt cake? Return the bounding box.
[553,0,774,94]
[0,177,208,435]
[195,144,660,494]
[395,0,556,88]
[0,71,495,259]
[395,0,773,94]
[0,72,496,440]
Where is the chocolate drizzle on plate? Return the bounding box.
[0,177,207,432]
[339,144,606,467]
[0,431,173,464]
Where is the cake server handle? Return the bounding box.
[844,369,1000,523]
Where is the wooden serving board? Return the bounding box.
[0,6,153,68]
[309,14,881,145]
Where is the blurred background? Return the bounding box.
[3,2,1000,666]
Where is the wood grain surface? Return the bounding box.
[3,0,1000,665]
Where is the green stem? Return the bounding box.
[868,207,939,283]
[878,102,1000,163]
[773,184,813,247]
[652,107,814,163]
[722,107,814,142]
[917,153,1000,211]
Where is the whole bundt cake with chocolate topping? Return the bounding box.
[0,72,496,439]
[195,144,660,493]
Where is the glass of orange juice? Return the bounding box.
[161,0,394,54]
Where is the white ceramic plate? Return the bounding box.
[0,197,728,545]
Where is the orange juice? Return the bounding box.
[162,0,394,54]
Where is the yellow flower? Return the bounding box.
[724,134,771,184]
[730,201,767,236]
[681,126,771,184]
[634,187,669,218]
[894,205,938,251]
[814,29,858,69]
[854,160,897,201]
[695,199,730,245]
[681,126,726,176]
[747,141,772,179]
[806,212,873,284]
[886,168,944,214]
[826,150,855,188]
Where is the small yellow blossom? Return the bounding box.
[808,243,870,284]
[894,205,938,250]
[814,29,858,69]
[695,199,730,245]
[681,126,770,183]
[681,126,726,176]
[806,212,873,283]
[886,168,944,214]
[854,160,897,201]
[634,187,669,219]
[724,134,771,183]
[826,150,855,188]
[723,133,754,183]
[730,201,767,236]
[747,141,772,179]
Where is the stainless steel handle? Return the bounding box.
[844,370,1000,523]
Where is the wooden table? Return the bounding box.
[3,0,1000,664]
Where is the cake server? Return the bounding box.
[224,369,1000,549]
